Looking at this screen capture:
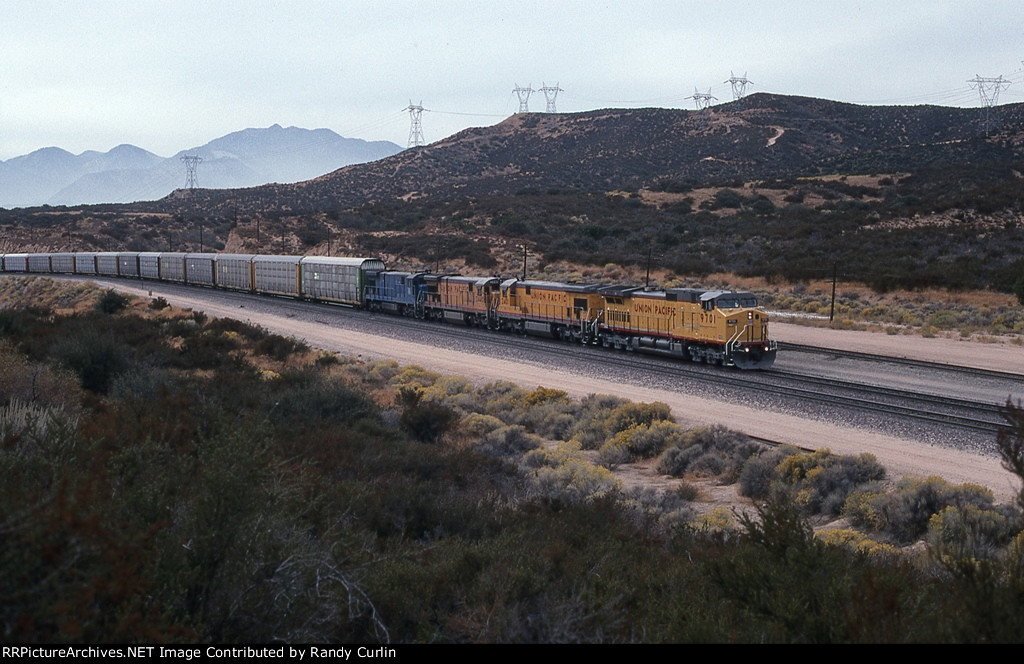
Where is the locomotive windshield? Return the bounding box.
[715,295,758,309]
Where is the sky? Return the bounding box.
[3,0,1024,161]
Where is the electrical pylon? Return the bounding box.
[406,101,425,147]
[725,71,752,105]
[539,82,563,112]
[968,75,1010,136]
[688,87,717,126]
[513,83,533,113]
[180,155,202,189]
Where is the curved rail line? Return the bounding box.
[54,275,1016,440]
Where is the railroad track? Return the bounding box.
[343,305,1011,438]
[70,276,1017,441]
[780,341,1023,381]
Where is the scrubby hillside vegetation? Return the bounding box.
[3,95,1024,303]
[3,277,1024,643]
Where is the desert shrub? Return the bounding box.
[479,424,543,457]
[460,412,506,439]
[676,481,701,501]
[774,449,887,516]
[617,486,695,533]
[528,442,621,504]
[390,364,441,390]
[269,373,381,429]
[816,529,900,558]
[176,328,241,370]
[423,375,473,400]
[688,451,728,477]
[473,380,528,421]
[597,436,630,467]
[0,399,79,472]
[366,359,402,383]
[149,296,169,310]
[519,405,578,441]
[738,446,802,499]
[109,367,175,405]
[661,425,763,482]
[397,386,458,444]
[525,386,570,406]
[53,330,131,394]
[603,401,673,435]
[926,504,1019,565]
[600,420,683,467]
[844,476,997,543]
[567,394,630,449]
[0,344,82,409]
[96,289,129,314]
[255,333,308,361]
[314,352,340,368]
[658,444,704,477]
[712,188,745,209]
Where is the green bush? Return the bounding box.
[844,476,997,543]
[53,330,131,394]
[397,386,458,444]
[775,449,887,516]
[96,289,129,314]
[926,504,1018,565]
[657,444,704,477]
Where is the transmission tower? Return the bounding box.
[513,83,533,113]
[725,71,752,105]
[688,87,717,126]
[180,155,202,190]
[539,82,563,113]
[406,101,425,147]
[968,75,1010,136]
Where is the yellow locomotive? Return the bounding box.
[489,279,776,369]
[597,286,776,369]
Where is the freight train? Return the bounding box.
[0,251,777,369]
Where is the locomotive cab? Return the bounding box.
[703,291,777,370]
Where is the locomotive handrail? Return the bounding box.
[725,325,746,360]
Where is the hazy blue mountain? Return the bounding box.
[0,125,402,208]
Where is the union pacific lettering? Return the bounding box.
[531,290,568,303]
[632,301,674,316]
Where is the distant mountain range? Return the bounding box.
[0,125,403,208]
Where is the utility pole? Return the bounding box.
[539,82,563,112]
[513,83,533,113]
[645,241,654,290]
[406,101,425,147]
[180,155,202,189]
[829,262,838,324]
[968,75,1010,136]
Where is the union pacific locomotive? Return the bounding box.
[0,251,777,369]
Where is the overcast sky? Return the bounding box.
[3,0,1023,160]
